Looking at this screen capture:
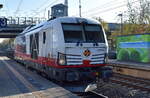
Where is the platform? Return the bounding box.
[109,59,150,70]
[108,59,150,79]
[3,88,77,98]
[0,56,77,98]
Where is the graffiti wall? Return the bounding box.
[117,33,150,63]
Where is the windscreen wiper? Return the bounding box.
[93,41,98,46]
[76,41,83,46]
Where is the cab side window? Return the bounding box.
[43,32,46,44]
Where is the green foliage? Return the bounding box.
[126,0,150,24]
[117,49,130,61]
[114,0,150,35]
[0,39,14,51]
[141,50,150,62]
[94,17,109,32]
[130,50,141,62]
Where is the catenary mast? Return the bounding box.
[64,0,68,16]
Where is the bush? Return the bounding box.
[117,49,130,61]
[130,50,141,62]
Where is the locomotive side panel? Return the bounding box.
[26,35,30,54]
[51,20,65,59]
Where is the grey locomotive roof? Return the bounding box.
[56,17,100,24]
[18,17,100,36]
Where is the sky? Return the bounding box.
[0,0,130,23]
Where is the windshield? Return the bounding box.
[62,23,105,43]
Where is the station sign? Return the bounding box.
[0,18,7,27]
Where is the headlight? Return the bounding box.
[58,53,66,65]
[59,59,66,65]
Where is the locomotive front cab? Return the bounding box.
[52,18,111,81]
[56,18,111,82]
[59,18,108,67]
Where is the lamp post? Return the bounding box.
[0,4,3,17]
[64,0,68,16]
[79,0,81,17]
[118,13,123,33]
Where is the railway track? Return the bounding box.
[94,73,150,98]
[110,73,150,93]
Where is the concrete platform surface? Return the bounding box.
[2,88,77,98]
[0,56,78,98]
[108,59,150,71]
[108,59,150,79]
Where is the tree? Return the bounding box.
[127,0,150,24]
[123,0,150,34]
[94,17,109,33]
[0,38,14,51]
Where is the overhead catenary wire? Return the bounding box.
[86,3,127,17]
[22,0,126,18]
[2,0,9,17]
[35,0,50,11]
[82,0,122,14]
[31,0,60,17]
[72,0,126,17]
[14,0,23,16]
[21,0,49,17]
[83,0,139,17]
[30,0,54,15]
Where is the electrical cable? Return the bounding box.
[36,0,50,10]
[72,0,126,17]
[31,0,60,17]
[84,0,139,17]
[15,0,23,16]
[3,0,9,17]
[86,4,127,17]
[82,0,123,14]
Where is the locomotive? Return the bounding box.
[14,17,112,82]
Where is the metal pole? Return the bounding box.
[31,17,33,25]
[79,0,81,17]
[10,16,13,24]
[118,13,123,33]
[64,0,68,16]
[48,10,50,19]
[64,0,68,6]
[0,4,3,9]
[24,17,27,25]
[17,17,19,24]
[0,4,3,17]
[121,14,123,33]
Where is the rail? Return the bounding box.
[110,73,150,92]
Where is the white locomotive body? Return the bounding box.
[14,17,110,82]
